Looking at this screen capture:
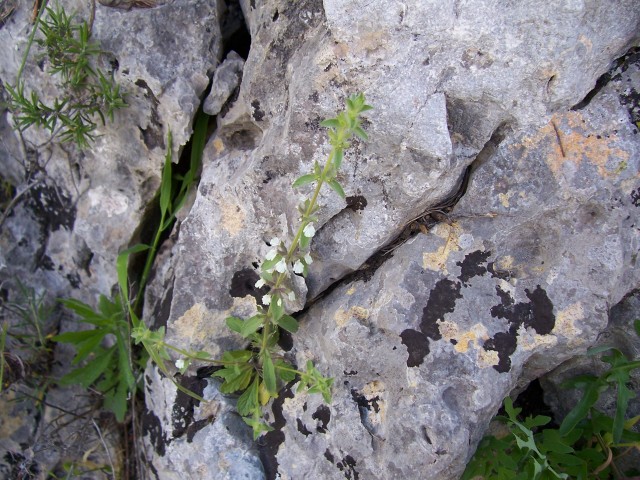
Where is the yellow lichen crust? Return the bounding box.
[422,222,461,274]
[553,302,585,348]
[334,305,370,327]
[220,202,246,236]
[173,303,214,343]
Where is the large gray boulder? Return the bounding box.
[140,0,640,479]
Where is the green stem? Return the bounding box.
[133,210,166,313]
[17,0,49,83]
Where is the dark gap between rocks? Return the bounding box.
[572,45,640,111]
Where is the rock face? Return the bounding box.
[140,1,640,479]
[0,0,221,475]
[1,0,639,478]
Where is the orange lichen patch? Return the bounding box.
[516,112,631,181]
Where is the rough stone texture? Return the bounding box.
[0,0,221,476]
[139,1,640,479]
[204,51,245,116]
[0,0,221,302]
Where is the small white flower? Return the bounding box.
[303,223,316,238]
[262,294,271,305]
[288,291,296,301]
[293,260,304,274]
[175,359,185,370]
[265,249,278,261]
[304,253,313,264]
[255,278,266,288]
[269,237,280,247]
[275,258,287,273]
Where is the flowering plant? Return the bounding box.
[211,93,372,437]
[132,94,372,438]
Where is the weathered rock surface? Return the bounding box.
[0,0,222,475]
[140,0,640,479]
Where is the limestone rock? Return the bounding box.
[140,1,640,478]
[204,51,245,116]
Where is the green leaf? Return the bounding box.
[59,298,102,321]
[261,255,282,273]
[159,132,173,217]
[262,353,277,395]
[270,297,284,322]
[320,118,340,129]
[116,243,149,309]
[559,381,603,436]
[332,149,343,170]
[275,315,299,334]
[241,315,263,338]
[237,376,259,416]
[103,378,128,422]
[327,179,345,199]
[51,328,104,344]
[221,349,254,363]
[243,414,274,440]
[353,126,368,141]
[275,360,297,382]
[58,347,114,388]
[292,174,317,188]
[225,316,244,334]
[72,330,108,364]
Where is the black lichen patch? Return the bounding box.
[229,267,267,303]
[350,388,380,414]
[142,408,169,456]
[483,330,518,373]
[345,195,368,211]
[251,99,265,121]
[400,329,430,367]
[485,284,555,372]
[172,375,207,439]
[525,286,555,335]
[28,183,75,232]
[457,250,491,285]
[324,449,335,464]
[312,404,331,433]
[186,417,215,442]
[259,384,295,480]
[420,278,462,339]
[296,418,312,436]
[631,187,640,207]
[343,369,358,376]
[336,455,360,480]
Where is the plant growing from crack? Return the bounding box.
[4,1,126,148]
[56,94,372,438]
[134,93,372,438]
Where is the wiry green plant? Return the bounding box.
[5,2,126,148]
[463,320,640,480]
